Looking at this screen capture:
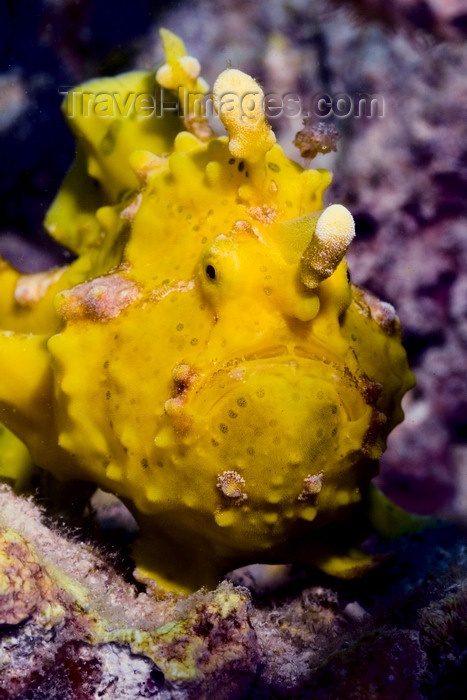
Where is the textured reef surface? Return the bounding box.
[1,484,466,699]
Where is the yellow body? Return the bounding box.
[0,32,414,592]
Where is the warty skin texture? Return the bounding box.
[0,31,416,593]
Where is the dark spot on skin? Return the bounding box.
[362,381,382,405]
[174,378,188,395]
[238,161,245,172]
[237,397,247,407]
[206,264,216,280]
[362,408,386,453]
[99,120,121,156]
[103,360,109,369]
[190,338,198,345]
[117,187,136,204]
[176,323,184,331]
[141,458,149,468]
[212,438,219,447]
[219,423,228,433]
[228,157,235,164]
[247,447,255,455]
[268,162,280,172]
[106,391,111,400]
[228,410,237,418]
[245,171,249,177]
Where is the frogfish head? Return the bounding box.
[89,70,391,555]
[146,200,375,555]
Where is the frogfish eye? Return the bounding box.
[206,264,216,280]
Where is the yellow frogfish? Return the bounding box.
[0,30,417,593]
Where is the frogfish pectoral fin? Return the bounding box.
[364,483,437,540]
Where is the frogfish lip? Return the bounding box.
[188,344,364,423]
[184,349,373,461]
